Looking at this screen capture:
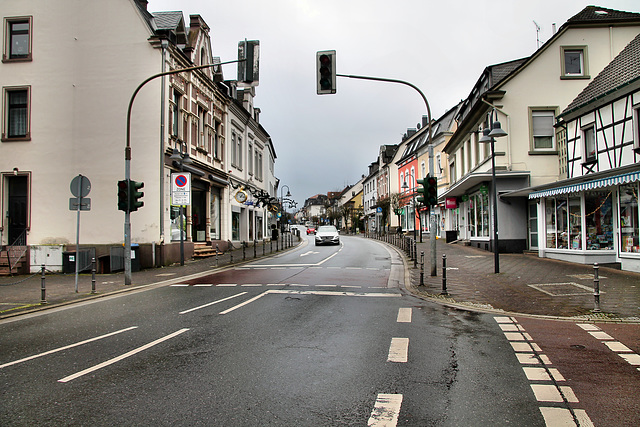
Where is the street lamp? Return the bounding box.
[401,172,418,243]
[280,184,291,233]
[170,142,192,266]
[479,119,508,274]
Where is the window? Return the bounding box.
[530,109,556,151]
[633,106,640,151]
[561,46,589,79]
[171,90,181,138]
[619,183,639,253]
[585,191,613,250]
[3,17,32,62]
[3,87,30,140]
[197,106,206,149]
[582,125,596,163]
[248,141,253,175]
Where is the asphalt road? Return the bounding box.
[1,234,604,426]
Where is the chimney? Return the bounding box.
[137,0,148,10]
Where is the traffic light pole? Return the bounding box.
[124,59,243,285]
[336,73,437,275]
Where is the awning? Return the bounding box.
[528,170,640,199]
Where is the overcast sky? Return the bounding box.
[150,0,639,207]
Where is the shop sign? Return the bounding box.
[445,197,458,209]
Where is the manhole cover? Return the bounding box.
[527,282,600,297]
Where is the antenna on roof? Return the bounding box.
[533,20,541,49]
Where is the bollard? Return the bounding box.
[242,241,246,260]
[91,257,97,294]
[420,251,424,287]
[593,263,601,313]
[413,239,417,268]
[263,239,266,256]
[254,240,257,258]
[40,264,47,304]
[230,245,233,263]
[216,244,219,267]
[441,254,449,296]
[270,239,273,253]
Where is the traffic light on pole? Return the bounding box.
[117,180,129,212]
[416,178,427,206]
[316,50,336,95]
[426,175,438,206]
[128,180,144,212]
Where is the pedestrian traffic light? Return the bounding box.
[117,180,129,212]
[416,178,427,206]
[129,180,144,212]
[426,175,438,206]
[316,50,336,95]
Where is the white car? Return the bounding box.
[315,225,340,246]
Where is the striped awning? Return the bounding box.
[528,170,640,199]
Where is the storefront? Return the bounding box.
[530,170,640,272]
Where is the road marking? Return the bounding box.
[179,293,247,314]
[194,284,213,287]
[299,251,319,257]
[539,408,594,427]
[170,284,189,287]
[0,327,138,369]
[396,308,412,323]
[368,393,403,426]
[219,292,270,315]
[241,284,263,287]
[387,338,409,363]
[58,328,189,383]
[217,284,237,287]
[577,323,640,368]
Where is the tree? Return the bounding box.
[377,195,391,234]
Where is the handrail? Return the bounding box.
[7,229,27,276]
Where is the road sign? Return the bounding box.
[171,172,191,206]
[70,175,91,198]
[377,207,382,213]
[69,197,91,211]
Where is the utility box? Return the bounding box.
[62,248,95,273]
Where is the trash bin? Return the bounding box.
[131,243,141,272]
[446,230,458,243]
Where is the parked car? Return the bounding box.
[306,227,316,235]
[315,225,340,246]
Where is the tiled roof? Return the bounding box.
[566,5,640,24]
[153,11,184,31]
[563,32,640,115]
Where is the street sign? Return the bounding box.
[377,207,382,213]
[69,197,91,211]
[70,175,91,198]
[171,172,191,206]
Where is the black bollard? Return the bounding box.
[420,251,424,286]
[441,254,449,296]
[91,257,97,294]
[593,263,601,313]
[40,264,47,304]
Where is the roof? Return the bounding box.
[153,11,184,30]
[561,32,640,117]
[566,5,640,25]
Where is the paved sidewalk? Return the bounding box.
[403,236,640,321]
[1,234,639,322]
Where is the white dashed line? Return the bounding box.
[368,393,403,426]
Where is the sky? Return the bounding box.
[149,0,639,208]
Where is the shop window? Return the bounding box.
[232,211,240,241]
[545,195,580,249]
[584,191,613,250]
[468,192,489,238]
[619,183,639,253]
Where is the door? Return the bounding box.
[191,190,207,242]
[8,176,28,244]
[528,201,539,250]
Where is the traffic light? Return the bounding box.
[426,175,438,206]
[117,180,129,212]
[238,40,260,85]
[128,180,144,212]
[316,50,336,95]
[416,178,427,206]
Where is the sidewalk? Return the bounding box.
[405,236,640,321]
[1,234,639,322]
[0,236,298,319]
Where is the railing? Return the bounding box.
[7,229,27,276]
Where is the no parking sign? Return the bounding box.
[171,172,191,206]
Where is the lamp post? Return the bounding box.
[280,185,291,233]
[479,119,508,274]
[169,143,192,266]
[401,172,418,243]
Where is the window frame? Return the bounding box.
[582,123,596,164]
[2,86,31,141]
[560,46,589,80]
[3,16,33,62]
[529,107,558,154]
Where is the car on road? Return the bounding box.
[306,227,316,235]
[315,225,340,246]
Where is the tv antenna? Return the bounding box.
[533,20,541,49]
